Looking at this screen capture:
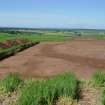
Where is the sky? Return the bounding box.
[0,0,105,29]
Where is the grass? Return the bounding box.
[19,34,73,42]
[17,80,46,105]
[16,73,78,105]
[2,34,104,42]
[18,34,105,41]
[46,73,78,98]
[92,71,105,87]
[0,73,23,93]
[0,33,72,43]
[0,34,17,42]
[0,71,105,105]
[0,29,105,43]
[91,71,105,105]
[102,89,105,105]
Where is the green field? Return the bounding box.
[0,34,73,42]
[1,28,105,42]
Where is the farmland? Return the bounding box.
[0,28,105,105]
[0,30,73,60]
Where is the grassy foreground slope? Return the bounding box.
[0,73,79,105]
[0,71,105,105]
[1,71,105,105]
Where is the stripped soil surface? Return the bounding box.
[0,39,105,79]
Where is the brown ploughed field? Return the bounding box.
[0,39,105,79]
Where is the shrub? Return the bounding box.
[16,73,78,105]
[2,73,23,92]
[92,71,105,87]
[57,96,78,105]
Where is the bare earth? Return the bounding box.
[0,39,105,79]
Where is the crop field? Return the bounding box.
[0,32,73,60]
[0,28,105,105]
[0,34,72,42]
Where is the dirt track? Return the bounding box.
[0,39,105,79]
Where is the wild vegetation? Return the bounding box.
[0,73,79,105]
[17,73,78,105]
[91,71,105,105]
[92,71,105,87]
[0,71,105,105]
[0,73,23,93]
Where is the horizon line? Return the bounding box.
[0,26,105,30]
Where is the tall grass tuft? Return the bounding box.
[91,71,105,105]
[2,73,23,92]
[16,73,78,105]
[92,71,105,87]
[102,89,105,105]
[16,80,47,105]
